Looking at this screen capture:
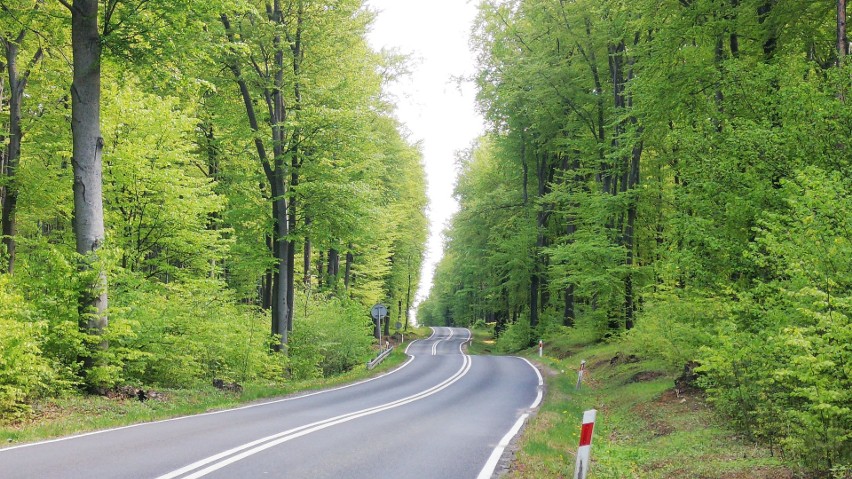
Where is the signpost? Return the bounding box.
[370,304,388,350]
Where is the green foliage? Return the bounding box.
[627,293,723,370]
[110,277,283,387]
[496,319,533,353]
[422,0,851,474]
[0,277,62,415]
[288,294,375,379]
[0,0,426,415]
[699,167,852,471]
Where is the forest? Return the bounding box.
[417,0,851,474]
[0,0,426,414]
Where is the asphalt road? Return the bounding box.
[0,327,543,478]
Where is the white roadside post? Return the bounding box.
[538,339,543,357]
[576,360,586,390]
[573,409,597,479]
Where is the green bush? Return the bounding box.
[288,294,374,379]
[114,277,283,387]
[700,168,852,472]
[626,292,721,370]
[0,277,60,415]
[496,319,533,353]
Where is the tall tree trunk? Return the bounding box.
[0,77,5,264]
[270,1,291,344]
[840,0,849,63]
[222,12,289,348]
[384,306,391,336]
[2,0,42,276]
[530,150,554,331]
[285,0,304,333]
[317,249,324,288]
[327,248,339,289]
[404,257,413,330]
[757,0,779,60]
[563,285,575,327]
[520,133,528,204]
[344,247,353,291]
[67,0,108,343]
[1,43,19,274]
[623,142,642,331]
[303,217,312,286]
[623,40,643,331]
[562,155,579,327]
[729,0,740,57]
[262,270,273,309]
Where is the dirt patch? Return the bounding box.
[657,388,707,411]
[627,371,665,383]
[590,357,611,369]
[610,352,640,366]
[719,467,798,479]
[551,346,582,359]
[660,467,799,479]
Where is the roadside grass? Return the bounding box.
[468,330,800,479]
[468,324,497,355]
[0,335,422,448]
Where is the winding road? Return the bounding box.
[0,327,542,478]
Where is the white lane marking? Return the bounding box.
[460,328,472,353]
[519,357,545,408]
[160,354,473,479]
[475,413,529,479]
[475,356,544,479]
[432,327,455,356]
[0,354,417,453]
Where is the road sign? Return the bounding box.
[370,304,388,320]
[395,322,402,330]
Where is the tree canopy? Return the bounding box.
[419,0,851,472]
[0,0,426,407]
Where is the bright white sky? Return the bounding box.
[366,0,485,307]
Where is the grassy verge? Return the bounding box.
[468,327,799,479]
[0,331,427,448]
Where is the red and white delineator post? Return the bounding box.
[573,409,597,479]
[538,339,543,357]
[576,360,586,390]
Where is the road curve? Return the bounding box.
[0,327,542,478]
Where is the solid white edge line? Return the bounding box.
[0,350,418,453]
[475,413,529,479]
[475,356,545,479]
[519,357,545,409]
[163,354,474,479]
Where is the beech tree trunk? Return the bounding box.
[285,0,304,333]
[1,41,21,274]
[327,248,339,288]
[68,0,108,338]
[222,12,289,348]
[344,248,353,291]
[404,261,413,330]
[2,0,43,276]
[840,0,849,62]
[303,217,312,286]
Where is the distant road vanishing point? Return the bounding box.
[0,327,542,479]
